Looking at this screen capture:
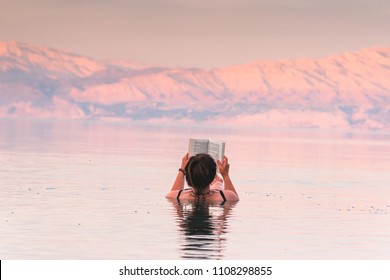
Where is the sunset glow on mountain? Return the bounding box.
[1,42,390,130]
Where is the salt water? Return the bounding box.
[1,119,389,259]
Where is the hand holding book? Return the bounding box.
[180,153,189,169]
[217,156,230,177]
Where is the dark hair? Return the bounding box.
[185,153,216,194]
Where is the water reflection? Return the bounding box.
[169,200,237,260]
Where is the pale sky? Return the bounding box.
[1,0,390,67]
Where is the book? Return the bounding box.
[188,138,225,162]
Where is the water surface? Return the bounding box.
[1,119,389,259]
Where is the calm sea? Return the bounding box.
[1,119,389,259]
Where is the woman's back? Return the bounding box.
[167,188,238,203]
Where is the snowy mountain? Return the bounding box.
[1,41,390,130]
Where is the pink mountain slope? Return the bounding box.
[1,41,390,130]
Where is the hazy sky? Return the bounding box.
[1,0,390,67]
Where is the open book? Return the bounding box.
[188,138,225,162]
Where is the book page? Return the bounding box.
[208,141,225,162]
[188,139,209,156]
[208,142,221,162]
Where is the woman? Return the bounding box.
[166,153,239,202]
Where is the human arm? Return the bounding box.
[165,153,189,198]
[217,156,239,200]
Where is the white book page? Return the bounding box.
[208,141,225,162]
[188,139,209,156]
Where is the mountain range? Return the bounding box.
[1,41,390,130]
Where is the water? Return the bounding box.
[1,119,390,259]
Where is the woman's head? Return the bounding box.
[185,153,216,194]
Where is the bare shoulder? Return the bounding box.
[165,190,181,199]
[223,190,239,202]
